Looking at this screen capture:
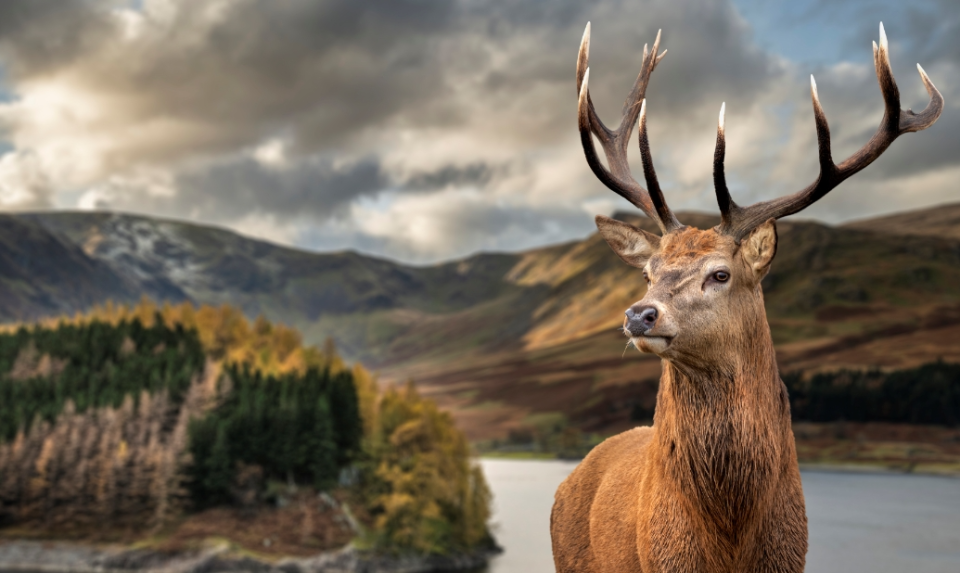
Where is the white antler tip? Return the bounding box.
[810,75,822,108]
[916,63,936,89]
[639,98,647,120]
[579,68,590,98]
[718,102,725,130]
[878,22,888,50]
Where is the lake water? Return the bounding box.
[479,459,960,573]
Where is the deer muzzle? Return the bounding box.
[625,305,659,337]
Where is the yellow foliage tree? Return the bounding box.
[362,381,492,554]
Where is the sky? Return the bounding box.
[0,0,956,264]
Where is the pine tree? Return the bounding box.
[308,396,337,490]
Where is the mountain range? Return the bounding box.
[5,203,960,439]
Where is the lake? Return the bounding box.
[479,459,960,573]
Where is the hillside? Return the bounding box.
[7,205,960,439]
[843,202,960,240]
[0,215,148,321]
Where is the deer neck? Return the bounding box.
[651,315,791,541]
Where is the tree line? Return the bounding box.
[783,360,960,426]
[0,317,205,442]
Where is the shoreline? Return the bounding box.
[0,540,499,573]
[797,461,960,478]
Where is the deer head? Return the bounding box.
[578,22,943,372]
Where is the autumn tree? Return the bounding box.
[361,381,492,554]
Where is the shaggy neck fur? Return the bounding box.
[652,302,790,561]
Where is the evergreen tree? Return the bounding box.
[307,396,338,489]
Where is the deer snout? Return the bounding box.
[625,305,658,337]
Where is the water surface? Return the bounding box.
[480,459,960,573]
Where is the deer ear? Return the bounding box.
[595,215,660,269]
[741,218,777,279]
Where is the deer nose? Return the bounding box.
[625,305,658,336]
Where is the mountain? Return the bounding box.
[7,205,960,439]
[0,214,148,321]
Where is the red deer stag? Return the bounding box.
[550,22,943,573]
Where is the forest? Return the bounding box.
[0,300,493,556]
[784,360,960,426]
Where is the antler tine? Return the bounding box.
[576,23,680,233]
[622,29,661,121]
[638,100,680,229]
[718,23,944,242]
[713,102,739,229]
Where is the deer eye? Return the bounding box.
[713,270,730,282]
[643,271,651,285]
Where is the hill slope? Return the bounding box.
[7,205,960,439]
[0,215,149,321]
[843,202,960,240]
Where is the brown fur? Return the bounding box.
[551,218,807,573]
[658,226,722,262]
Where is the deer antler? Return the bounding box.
[577,23,682,233]
[714,23,944,242]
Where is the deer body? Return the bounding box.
[552,226,807,573]
[551,22,942,573]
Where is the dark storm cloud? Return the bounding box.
[0,0,111,76]
[169,158,506,220]
[403,163,499,191]
[174,155,389,220]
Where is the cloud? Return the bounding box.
[0,150,53,209]
[0,0,955,263]
[79,153,388,220]
[349,188,594,262]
